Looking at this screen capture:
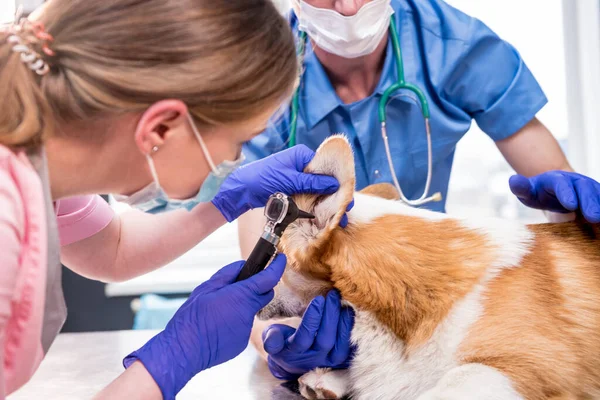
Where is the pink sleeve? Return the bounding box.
[0,168,23,289]
[55,195,115,246]
[0,165,25,398]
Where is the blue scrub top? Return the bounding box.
[243,0,547,213]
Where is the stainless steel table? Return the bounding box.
[8,330,305,400]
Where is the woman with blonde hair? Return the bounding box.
[0,0,350,398]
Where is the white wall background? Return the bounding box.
[0,1,15,23]
[272,0,291,13]
[561,0,600,182]
[443,0,568,221]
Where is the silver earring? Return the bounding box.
[151,145,159,153]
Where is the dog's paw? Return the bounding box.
[298,368,348,399]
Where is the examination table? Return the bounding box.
[8,330,306,400]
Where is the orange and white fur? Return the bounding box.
[257,135,600,400]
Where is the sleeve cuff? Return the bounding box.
[56,195,115,246]
[475,60,548,141]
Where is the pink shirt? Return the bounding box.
[0,145,114,396]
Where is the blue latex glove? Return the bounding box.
[123,255,287,400]
[212,145,341,222]
[262,290,355,381]
[509,171,600,223]
[339,199,354,228]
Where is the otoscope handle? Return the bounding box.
[235,237,277,282]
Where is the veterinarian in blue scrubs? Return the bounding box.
[241,0,600,382]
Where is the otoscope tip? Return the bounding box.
[298,210,315,219]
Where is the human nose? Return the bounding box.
[334,0,362,16]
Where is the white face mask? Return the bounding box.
[113,114,245,213]
[293,0,394,59]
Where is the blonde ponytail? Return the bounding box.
[0,20,55,150]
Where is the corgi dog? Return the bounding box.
[257,135,600,400]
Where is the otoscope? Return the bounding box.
[235,193,314,282]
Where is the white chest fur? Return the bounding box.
[347,283,487,400]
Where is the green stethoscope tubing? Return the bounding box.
[289,17,441,206]
[380,17,430,121]
[289,29,307,149]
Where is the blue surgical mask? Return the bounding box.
[113,114,245,213]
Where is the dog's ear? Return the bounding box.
[279,135,355,282]
[294,135,355,230]
[279,135,355,280]
[359,183,399,200]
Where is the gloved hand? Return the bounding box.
[262,290,355,381]
[509,171,600,223]
[339,199,354,228]
[212,145,341,222]
[123,255,287,400]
